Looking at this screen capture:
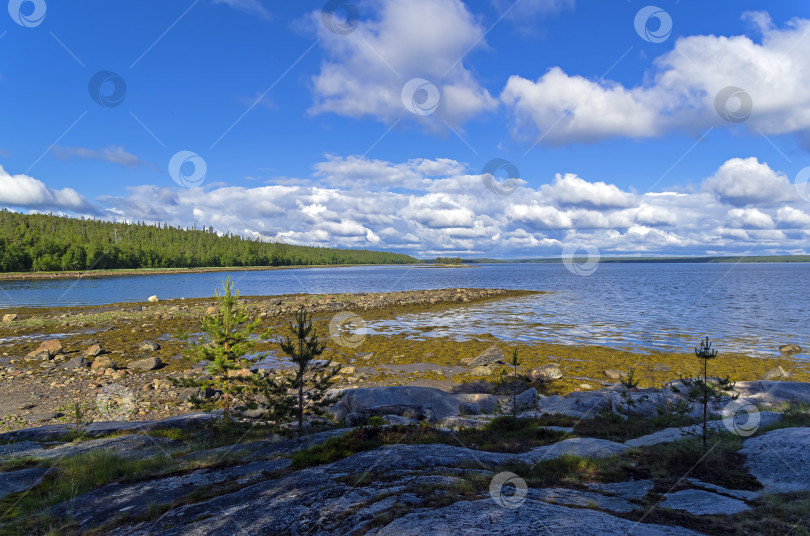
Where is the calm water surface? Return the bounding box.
[1,263,807,358]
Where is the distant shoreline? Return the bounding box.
[0,255,806,282]
[0,263,476,282]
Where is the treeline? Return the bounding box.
[434,257,463,265]
[0,211,416,272]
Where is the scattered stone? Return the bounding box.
[462,345,506,367]
[60,356,90,370]
[580,383,594,390]
[659,489,750,515]
[741,427,810,493]
[152,379,172,390]
[147,295,159,303]
[761,366,790,380]
[206,306,218,315]
[127,357,163,371]
[469,365,492,377]
[356,352,375,361]
[27,339,63,359]
[527,364,563,382]
[2,313,18,323]
[84,344,105,357]
[26,411,64,422]
[604,369,625,380]
[779,343,802,354]
[339,366,356,375]
[90,355,118,371]
[227,368,253,379]
[138,340,161,352]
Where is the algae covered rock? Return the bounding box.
[462,345,506,367]
[128,357,163,371]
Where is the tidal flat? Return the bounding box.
[0,288,806,433]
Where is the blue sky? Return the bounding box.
[1,0,810,259]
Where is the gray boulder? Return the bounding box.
[514,387,538,411]
[60,356,90,370]
[732,381,810,407]
[330,386,460,422]
[741,427,810,493]
[138,340,161,352]
[462,345,506,367]
[127,357,163,371]
[527,364,563,382]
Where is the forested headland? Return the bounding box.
[0,211,416,272]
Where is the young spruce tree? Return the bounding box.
[177,277,268,419]
[279,308,340,434]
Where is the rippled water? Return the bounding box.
[0,263,807,357]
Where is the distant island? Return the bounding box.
[0,211,416,274]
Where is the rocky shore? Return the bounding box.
[1,379,808,535]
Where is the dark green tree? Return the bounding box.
[279,308,340,433]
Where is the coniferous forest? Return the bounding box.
[0,211,416,272]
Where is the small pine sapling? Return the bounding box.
[673,337,736,448]
[509,348,521,419]
[279,308,340,434]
